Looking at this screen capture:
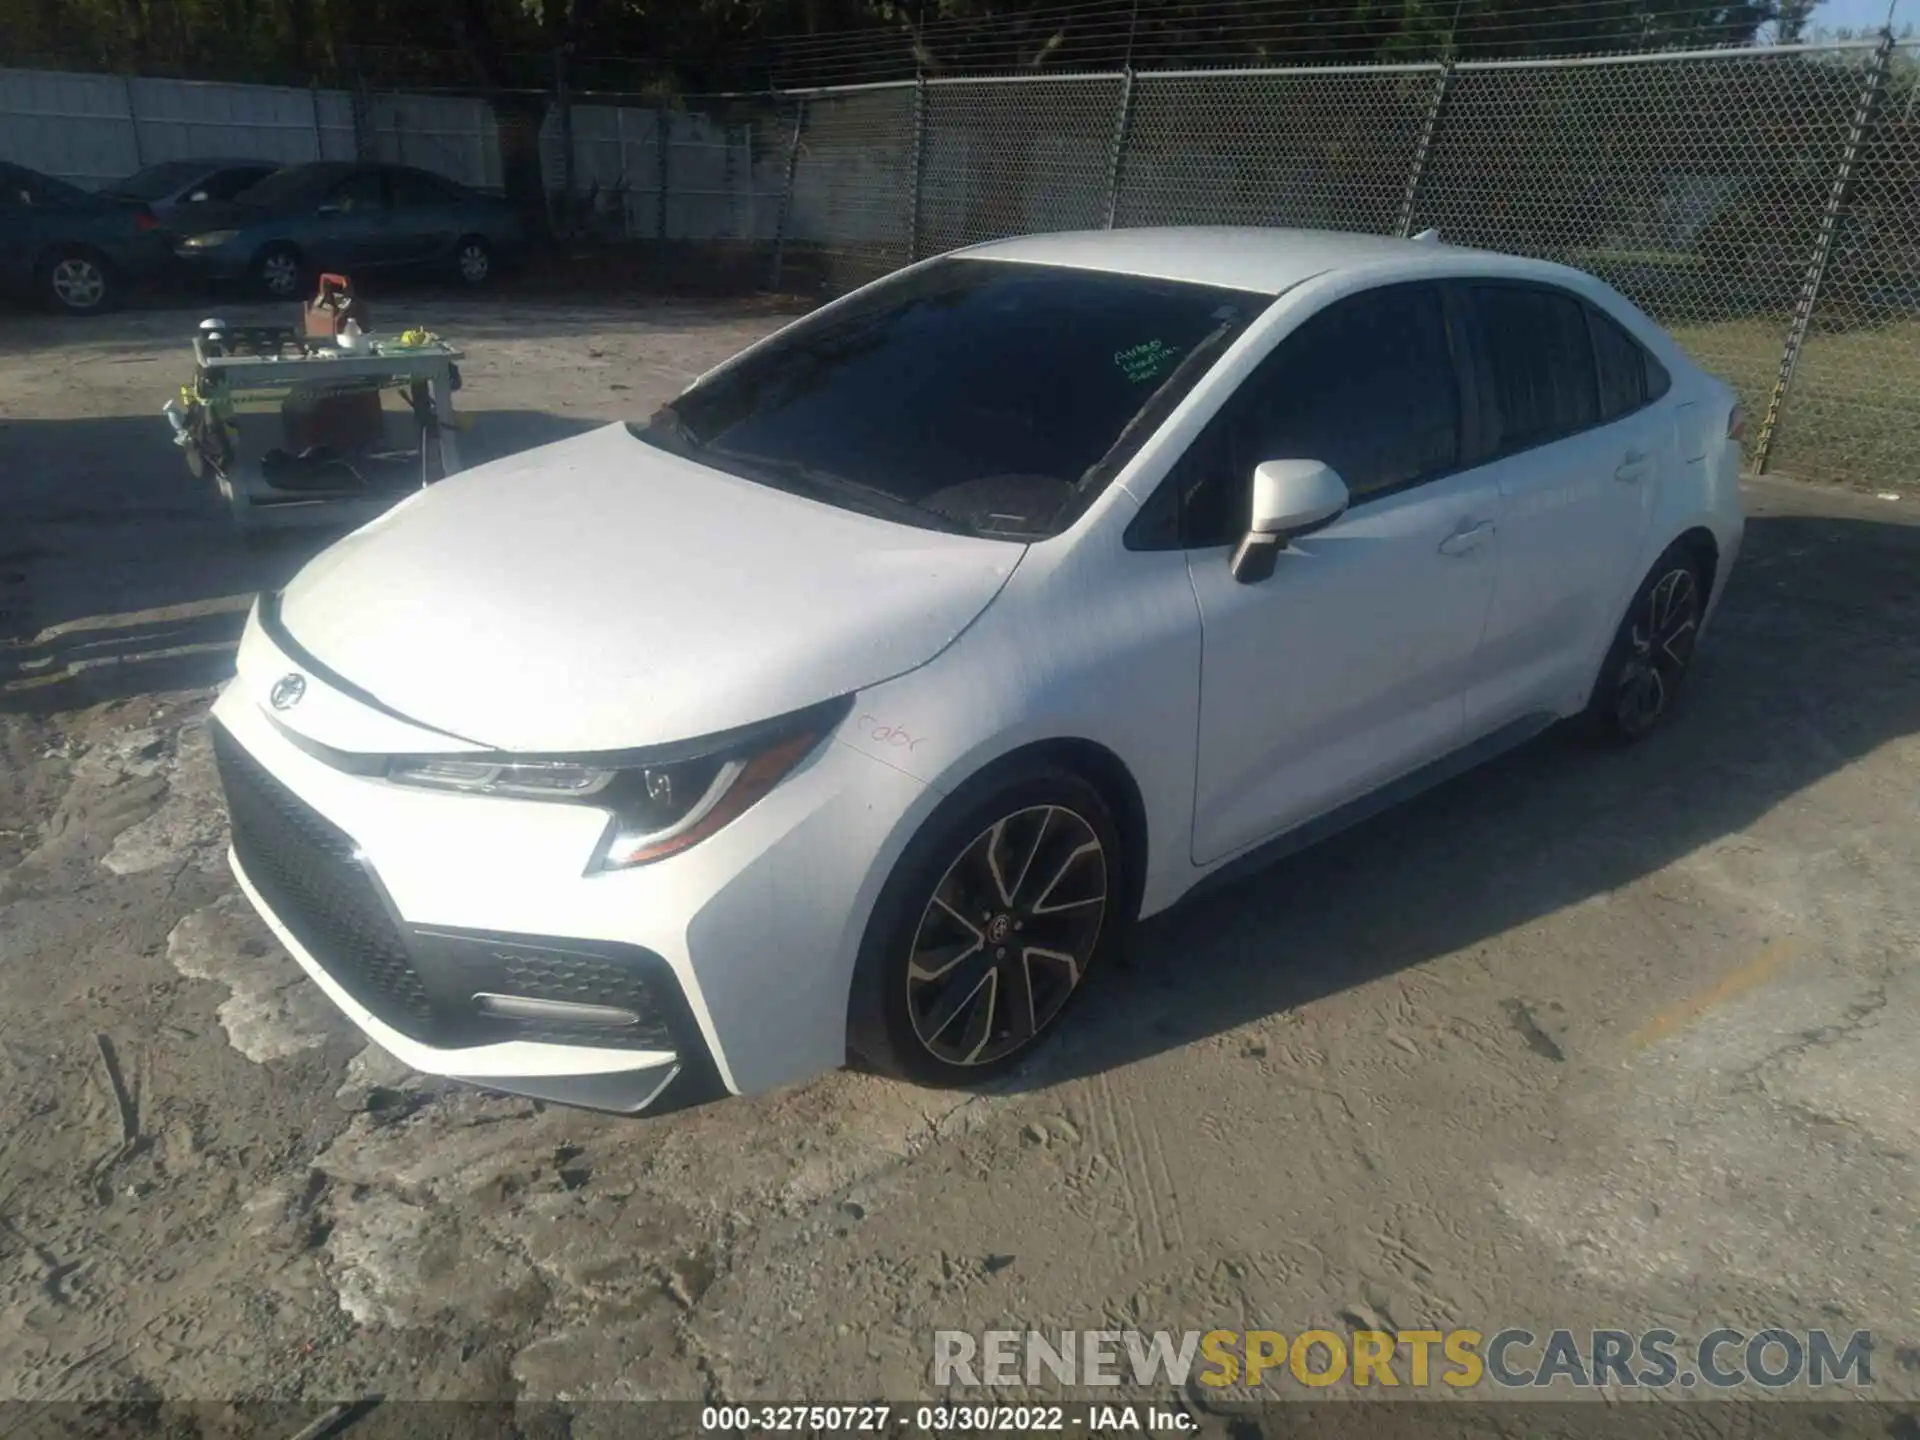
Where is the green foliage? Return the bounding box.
[2,0,1818,95]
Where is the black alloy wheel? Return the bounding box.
[848,763,1128,1085]
[904,804,1110,1068]
[1587,544,1707,744]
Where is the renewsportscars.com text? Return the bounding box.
[933,1327,1875,1391]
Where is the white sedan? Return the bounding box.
[210,226,1745,1113]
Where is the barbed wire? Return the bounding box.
[6,0,1908,96]
[720,0,1904,86]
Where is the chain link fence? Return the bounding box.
[1118,65,1438,234]
[776,84,917,291]
[626,38,1917,487]
[1764,41,1920,482]
[8,42,1914,485]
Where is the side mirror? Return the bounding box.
[1229,459,1350,584]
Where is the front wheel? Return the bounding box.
[848,764,1127,1086]
[1584,544,1707,744]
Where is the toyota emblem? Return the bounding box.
[269,673,307,711]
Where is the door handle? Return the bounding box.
[1437,519,1495,556]
[1615,449,1650,482]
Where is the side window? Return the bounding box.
[1179,282,1461,547]
[389,169,455,207]
[329,170,386,212]
[1645,350,1672,403]
[1588,306,1649,420]
[1470,284,1599,455]
[207,167,272,201]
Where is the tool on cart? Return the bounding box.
[303,273,369,338]
[287,273,384,457]
[164,273,467,541]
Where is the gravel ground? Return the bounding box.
[1,295,1916,1419]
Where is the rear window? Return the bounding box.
[1589,306,1650,420]
[638,258,1269,540]
[112,161,205,199]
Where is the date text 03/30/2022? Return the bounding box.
[699,1404,1190,1432]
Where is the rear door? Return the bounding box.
[1457,281,1661,734]
[314,167,395,271]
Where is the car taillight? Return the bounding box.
[1727,404,1748,443]
[134,209,160,231]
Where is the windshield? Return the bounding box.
[110,161,206,199]
[235,164,348,208]
[635,258,1269,540]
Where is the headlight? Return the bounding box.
[384,757,614,798]
[384,699,847,870]
[180,230,238,248]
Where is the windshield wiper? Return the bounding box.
[641,405,700,448]
[721,453,977,537]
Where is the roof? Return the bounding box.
[956,226,1494,295]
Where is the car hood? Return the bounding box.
[275,423,1024,752]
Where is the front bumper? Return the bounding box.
[208,610,938,1113]
[215,719,724,1113]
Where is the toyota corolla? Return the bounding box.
[210,226,1745,1114]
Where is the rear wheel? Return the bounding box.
[1584,543,1707,744]
[42,249,114,313]
[848,763,1127,1086]
[454,235,493,286]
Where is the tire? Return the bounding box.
[453,235,493,286]
[41,249,115,313]
[256,244,304,299]
[1583,542,1708,745]
[847,760,1129,1086]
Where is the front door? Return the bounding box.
[1189,472,1503,865]
[1176,281,1501,866]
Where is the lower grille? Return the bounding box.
[213,722,435,1038]
[409,932,677,1052]
[213,721,680,1053]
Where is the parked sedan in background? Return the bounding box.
[209,227,1745,1115]
[104,157,279,222]
[0,160,173,312]
[171,161,526,296]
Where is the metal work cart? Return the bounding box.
[168,325,467,540]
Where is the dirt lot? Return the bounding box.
[1,295,1917,1419]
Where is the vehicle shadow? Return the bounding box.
[1012,493,1920,1090]
[0,408,602,713]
